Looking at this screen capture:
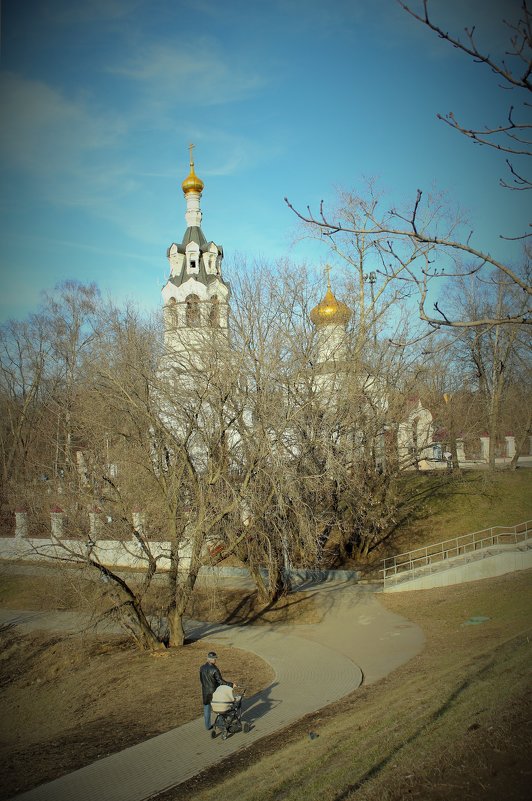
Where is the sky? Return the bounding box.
[0,0,529,324]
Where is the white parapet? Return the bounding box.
[15,510,28,539]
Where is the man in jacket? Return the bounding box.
[199,651,231,731]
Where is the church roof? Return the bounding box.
[181,146,204,195]
[182,225,207,249]
[310,285,352,327]
[168,271,227,290]
[170,226,224,257]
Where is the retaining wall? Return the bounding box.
[383,547,532,592]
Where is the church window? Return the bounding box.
[209,295,220,327]
[164,297,178,329]
[185,294,200,327]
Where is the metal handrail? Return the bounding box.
[382,520,532,586]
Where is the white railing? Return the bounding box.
[382,520,532,588]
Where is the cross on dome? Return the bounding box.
[310,266,352,327]
[182,143,204,195]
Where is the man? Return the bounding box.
[199,651,230,731]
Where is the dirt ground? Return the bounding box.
[160,572,532,801]
[1,571,531,801]
[1,578,313,800]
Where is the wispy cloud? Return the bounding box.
[43,0,143,24]
[2,230,154,263]
[110,41,266,106]
[0,72,126,178]
[0,70,152,230]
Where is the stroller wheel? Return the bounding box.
[243,722,250,733]
[221,732,228,740]
[210,729,217,739]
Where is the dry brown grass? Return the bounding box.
[165,570,532,801]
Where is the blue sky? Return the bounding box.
[0,0,528,323]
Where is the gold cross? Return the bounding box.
[324,264,332,287]
[188,143,195,167]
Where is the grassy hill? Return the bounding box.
[383,468,531,557]
[332,468,532,577]
[166,571,532,801]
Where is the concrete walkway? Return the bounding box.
[4,580,424,801]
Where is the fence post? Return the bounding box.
[505,435,516,459]
[89,506,102,539]
[50,506,64,538]
[132,508,146,540]
[15,508,28,539]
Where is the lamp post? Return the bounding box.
[443,392,460,472]
[363,271,377,347]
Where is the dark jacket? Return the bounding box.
[199,661,226,704]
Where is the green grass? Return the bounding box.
[169,571,532,801]
[393,469,532,553]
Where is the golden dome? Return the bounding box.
[181,144,204,195]
[310,283,352,327]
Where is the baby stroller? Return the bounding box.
[211,688,250,740]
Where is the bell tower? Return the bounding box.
[161,146,230,372]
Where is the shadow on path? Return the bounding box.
[242,681,281,726]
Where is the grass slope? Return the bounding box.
[167,571,532,801]
[389,469,532,555]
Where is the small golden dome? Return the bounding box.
[182,144,204,194]
[310,284,352,327]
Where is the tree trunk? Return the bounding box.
[488,408,498,471]
[167,607,186,647]
[168,567,198,647]
[248,561,270,604]
[266,556,291,605]
[509,412,531,470]
[131,605,166,651]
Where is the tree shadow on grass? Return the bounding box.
[221,591,321,627]
[333,654,498,801]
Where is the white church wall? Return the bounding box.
[0,532,192,572]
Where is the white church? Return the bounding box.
[159,147,435,468]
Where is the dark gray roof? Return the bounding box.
[182,226,208,249]
[168,271,230,291]
[166,223,226,289]
[169,227,223,257]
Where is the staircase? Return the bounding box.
[382,521,532,592]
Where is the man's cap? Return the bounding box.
[207,651,218,659]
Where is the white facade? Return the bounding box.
[160,155,230,372]
[397,399,434,467]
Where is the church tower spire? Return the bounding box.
[161,147,230,370]
[310,266,351,366]
[182,143,204,228]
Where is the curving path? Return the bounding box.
[5,580,424,801]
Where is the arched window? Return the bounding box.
[164,297,177,329]
[185,294,200,327]
[209,295,220,327]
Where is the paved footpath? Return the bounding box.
[3,580,424,801]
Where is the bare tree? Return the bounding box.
[40,281,100,483]
[230,262,436,570]
[399,0,532,192]
[0,316,53,505]
[448,271,530,468]
[285,2,532,329]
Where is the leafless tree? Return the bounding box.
[285,2,532,329]
[229,262,437,569]
[448,270,531,468]
[399,0,532,192]
[0,316,53,506]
